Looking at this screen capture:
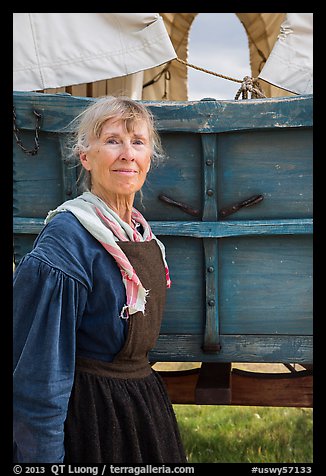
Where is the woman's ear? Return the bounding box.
[80,152,91,171]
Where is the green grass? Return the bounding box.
[173,404,313,463]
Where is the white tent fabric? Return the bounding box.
[13,13,177,92]
[258,13,313,95]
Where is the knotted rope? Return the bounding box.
[175,57,266,100]
[234,75,266,99]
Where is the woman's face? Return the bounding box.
[80,118,152,200]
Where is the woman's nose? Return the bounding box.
[120,144,135,161]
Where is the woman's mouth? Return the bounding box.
[113,169,138,175]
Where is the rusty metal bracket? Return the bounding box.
[219,194,264,218]
[158,194,200,217]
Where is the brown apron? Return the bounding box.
[64,240,187,464]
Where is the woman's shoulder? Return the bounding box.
[38,210,91,241]
[42,209,84,232]
[29,211,101,286]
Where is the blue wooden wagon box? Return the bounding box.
[13,91,313,406]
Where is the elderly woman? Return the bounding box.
[13,96,187,464]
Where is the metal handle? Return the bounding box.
[158,194,200,217]
[219,194,264,218]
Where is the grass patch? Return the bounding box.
[173,404,313,463]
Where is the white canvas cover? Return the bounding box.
[258,13,313,95]
[13,13,177,91]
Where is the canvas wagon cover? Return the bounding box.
[13,13,177,92]
[13,13,313,98]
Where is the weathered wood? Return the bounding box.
[13,217,313,237]
[159,367,313,407]
[150,335,313,363]
[231,368,313,407]
[201,134,218,221]
[159,369,199,404]
[203,239,220,352]
[13,222,313,341]
[13,94,312,223]
[13,92,313,393]
[13,92,313,133]
[152,220,313,236]
[195,363,232,404]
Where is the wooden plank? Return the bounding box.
[219,235,312,335]
[13,92,313,134]
[231,368,313,407]
[13,217,313,236]
[66,84,88,97]
[150,220,313,237]
[90,80,107,97]
[149,96,313,133]
[158,369,198,404]
[195,363,232,404]
[13,181,64,217]
[136,132,203,221]
[149,334,313,363]
[217,128,312,220]
[43,87,66,94]
[159,367,313,407]
[13,218,44,234]
[201,134,218,221]
[203,239,220,352]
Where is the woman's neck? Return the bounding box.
[91,188,135,226]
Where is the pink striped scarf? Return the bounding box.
[45,191,171,318]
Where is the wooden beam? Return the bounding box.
[195,363,231,404]
[158,367,313,407]
[159,369,198,404]
[231,369,313,407]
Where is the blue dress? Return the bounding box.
[13,211,186,463]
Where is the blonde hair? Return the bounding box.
[66,96,165,192]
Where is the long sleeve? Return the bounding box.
[13,255,88,463]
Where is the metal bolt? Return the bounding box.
[207,266,214,273]
[206,159,213,166]
[206,189,214,196]
[208,299,215,306]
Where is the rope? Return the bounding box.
[176,57,242,84]
[175,57,266,100]
[234,76,266,100]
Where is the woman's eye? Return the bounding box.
[104,138,145,145]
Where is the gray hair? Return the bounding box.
[65,95,165,192]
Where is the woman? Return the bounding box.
[13,96,187,464]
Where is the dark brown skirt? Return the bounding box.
[64,363,187,464]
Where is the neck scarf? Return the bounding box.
[45,191,171,318]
